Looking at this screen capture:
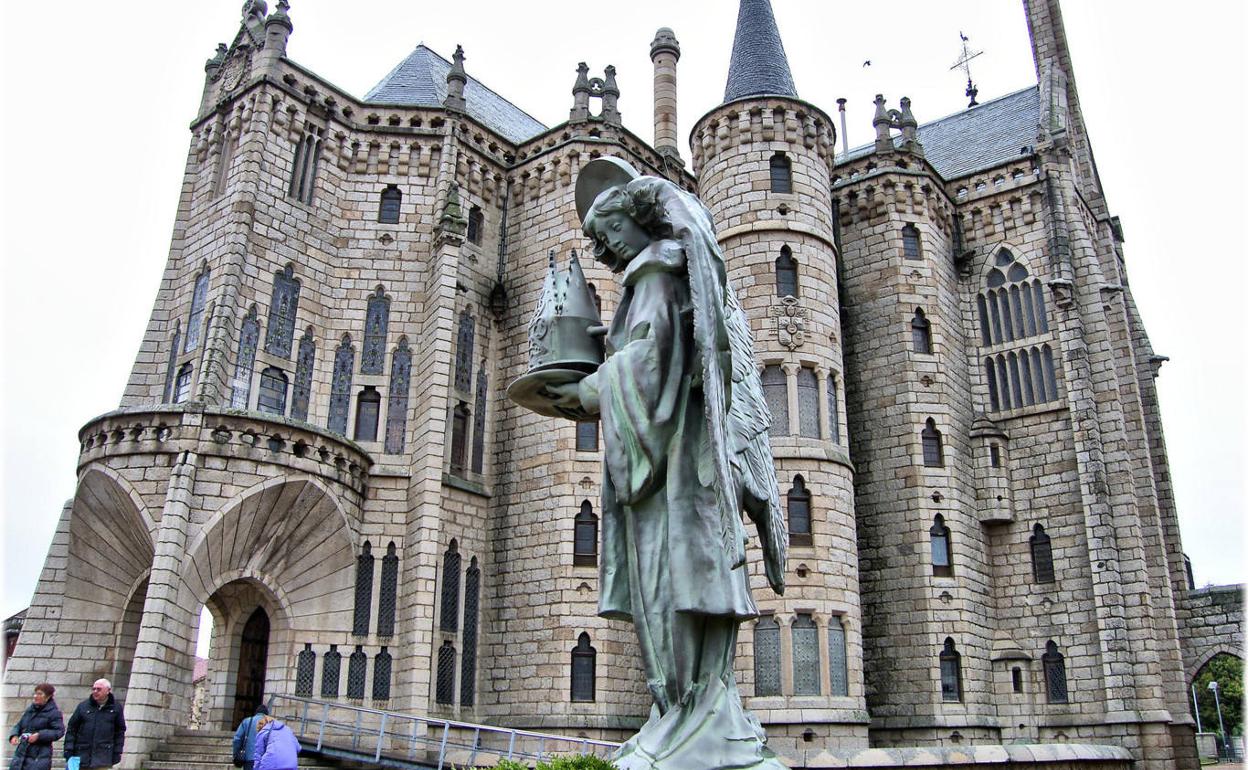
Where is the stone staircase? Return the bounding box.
[144,729,371,770]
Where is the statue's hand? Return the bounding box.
[543,382,583,409]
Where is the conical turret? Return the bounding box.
[723,0,797,102]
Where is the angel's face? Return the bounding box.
[586,210,651,270]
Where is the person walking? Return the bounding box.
[232,704,269,769]
[252,715,300,770]
[8,683,64,770]
[64,679,125,769]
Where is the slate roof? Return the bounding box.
[724,0,797,102]
[842,86,1042,181]
[365,45,547,145]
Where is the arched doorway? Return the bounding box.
[231,607,270,726]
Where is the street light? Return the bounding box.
[1208,680,1228,759]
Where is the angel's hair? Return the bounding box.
[583,180,673,260]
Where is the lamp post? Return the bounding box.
[1208,680,1228,758]
[1192,683,1203,733]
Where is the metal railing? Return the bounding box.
[267,694,620,770]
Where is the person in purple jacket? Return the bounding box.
[251,716,301,770]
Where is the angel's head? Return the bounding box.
[582,181,669,272]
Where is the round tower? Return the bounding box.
[689,0,866,752]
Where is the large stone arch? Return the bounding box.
[1189,647,1244,685]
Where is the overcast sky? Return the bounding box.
[2,1,1244,622]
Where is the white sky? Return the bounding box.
[2,1,1245,624]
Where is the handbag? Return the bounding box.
[66,758,81,770]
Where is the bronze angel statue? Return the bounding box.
[517,157,787,770]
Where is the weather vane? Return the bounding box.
[951,31,983,108]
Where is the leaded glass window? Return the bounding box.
[574,501,598,567]
[378,185,401,224]
[440,540,461,632]
[762,366,788,437]
[788,476,812,546]
[354,387,381,442]
[353,541,374,636]
[377,542,398,637]
[576,421,599,452]
[174,364,193,404]
[372,648,392,701]
[454,311,475,392]
[295,644,315,696]
[792,614,821,695]
[978,250,1059,412]
[930,515,952,577]
[1031,524,1055,584]
[828,615,848,696]
[902,223,922,259]
[770,152,792,193]
[939,638,961,702]
[450,402,470,474]
[289,124,323,205]
[291,328,315,422]
[461,558,480,707]
[827,375,841,444]
[264,265,300,358]
[163,326,183,403]
[570,633,596,702]
[775,246,798,298]
[257,367,288,416]
[185,269,209,353]
[361,287,390,375]
[471,364,488,474]
[912,309,931,354]
[347,646,367,699]
[753,616,781,696]
[230,306,260,409]
[327,335,354,435]
[384,338,411,454]
[797,367,819,437]
[436,641,456,705]
[321,644,341,698]
[1043,641,1068,703]
[921,418,943,467]
[467,205,484,245]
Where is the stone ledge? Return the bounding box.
[800,743,1132,768]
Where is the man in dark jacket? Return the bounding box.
[64,679,126,769]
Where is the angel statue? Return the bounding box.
[511,156,788,770]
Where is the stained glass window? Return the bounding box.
[361,287,390,375]
[788,476,811,546]
[461,558,480,707]
[378,185,401,224]
[902,223,922,259]
[753,616,781,697]
[257,367,288,416]
[828,615,848,696]
[377,542,398,638]
[230,306,260,409]
[1043,641,1068,703]
[471,364,488,474]
[574,501,598,566]
[372,647,392,701]
[792,614,821,695]
[912,309,931,354]
[939,638,961,702]
[353,541,374,636]
[770,153,792,193]
[354,387,381,442]
[797,367,819,437]
[291,328,315,422]
[321,644,341,698]
[570,633,596,702]
[576,421,599,451]
[921,419,943,467]
[775,246,798,298]
[347,645,367,699]
[295,644,316,696]
[827,376,841,444]
[454,311,475,393]
[185,269,209,353]
[327,335,354,435]
[440,540,461,632]
[1031,524,1055,584]
[384,338,411,454]
[930,515,952,577]
[436,641,456,705]
[762,366,788,437]
[265,265,300,358]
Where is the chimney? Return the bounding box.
[650,28,682,162]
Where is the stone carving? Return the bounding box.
[769,295,808,350]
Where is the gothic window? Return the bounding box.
[827,376,841,443]
[257,367,288,416]
[354,386,381,442]
[574,501,598,567]
[775,246,799,298]
[787,476,812,546]
[797,367,819,438]
[435,641,456,705]
[360,287,390,375]
[377,542,399,637]
[570,633,596,702]
[828,615,848,696]
[185,268,209,353]
[291,328,316,422]
[471,363,488,474]
[289,124,323,205]
[440,540,461,632]
[384,338,412,453]
[264,265,301,358]
[230,306,260,409]
[576,421,599,451]
[327,335,355,435]
[372,648,392,701]
[173,364,193,404]
[977,249,1059,411]
[461,557,480,707]
[753,616,781,697]
[939,638,962,702]
[1031,524,1055,584]
[769,152,792,193]
[378,185,402,224]
[454,311,475,393]
[792,614,821,696]
[902,223,922,260]
[930,515,953,577]
[467,205,484,245]
[353,541,374,636]
[1012,666,1024,693]
[295,644,316,696]
[911,309,932,354]
[762,366,788,437]
[163,325,182,403]
[321,644,341,698]
[990,444,1001,467]
[921,418,944,467]
[347,646,367,699]
[1042,641,1068,703]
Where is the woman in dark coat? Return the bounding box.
[8,683,65,770]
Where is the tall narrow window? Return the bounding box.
[461,557,480,707]
[354,386,381,442]
[921,418,944,467]
[576,421,599,451]
[450,402,470,474]
[467,205,484,245]
[327,335,355,435]
[570,633,596,702]
[295,644,316,696]
[435,641,456,705]
[574,501,598,567]
[347,646,367,699]
[440,540,461,632]
[775,246,798,298]
[902,223,922,259]
[353,541,374,636]
[762,366,789,437]
[377,542,399,637]
[257,367,289,416]
[792,614,821,696]
[939,638,962,702]
[185,269,209,353]
[384,338,411,453]
[164,324,183,403]
[769,152,792,193]
[828,615,848,696]
[1030,524,1055,584]
[747,616,781,700]
[378,185,402,223]
[173,364,194,404]
[978,249,1059,411]
[291,328,316,422]
[289,124,323,205]
[372,648,392,701]
[1012,666,1024,693]
[321,644,341,698]
[797,367,819,437]
[787,476,812,546]
[361,287,390,375]
[264,265,300,358]
[827,376,841,444]
[1042,641,1068,703]
[471,363,488,474]
[230,306,260,409]
[930,514,953,577]
[214,131,237,196]
[911,309,932,354]
[454,312,475,392]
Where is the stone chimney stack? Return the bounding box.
[260,0,293,75]
[649,27,682,162]
[444,45,467,112]
[601,65,621,126]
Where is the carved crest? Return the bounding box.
[768,296,809,351]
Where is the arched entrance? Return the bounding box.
[232,607,270,726]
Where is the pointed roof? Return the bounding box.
[723,0,797,102]
[365,45,547,144]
